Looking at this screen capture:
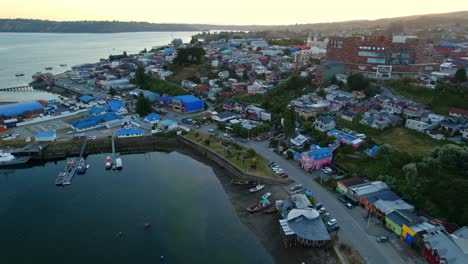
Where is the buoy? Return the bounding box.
[160,255,164,262]
[144,223,151,229]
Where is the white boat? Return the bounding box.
[105,156,112,170]
[261,192,271,200]
[115,157,122,170]
[249,184,265,193]
[0,150,31,166]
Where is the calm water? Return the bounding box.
[0,32,199,88]
[0,151,272,264]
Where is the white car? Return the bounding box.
[327,219,337,226]
[319,207,326,214]
[321,167,333,174]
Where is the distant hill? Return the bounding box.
[1,11,467,39]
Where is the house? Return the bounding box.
[439,116,466,136]
[362,190,414,221]
[35,130,56,142]
[401,220,443,247]
[364,145,380,158]
[405,119,434,132]
[107,101,128,115]
[346,181,389,204]
[157,119,178,131]
[116,128,144,138]
[385,209,418,236]
[290,134,310,147]
[144,113,160,124]
[89,106,107,116]
[196,84,210,92]
[218,71,230,79]
[449,107,468,118]
[403,104,430,120]
[314,116,336,132]
[327,129,363,148]
[162,95,205,113]
[130,89,160,102]
[336,177,366,195]
[422,226,468,264]
[382,100,405,115]
[78,95,94,104]
[361,110,403,129]
[211,111,237,122]
[222,99,237,111]
[298,142,339,172]
[71,112,121,131]
[341,110,356,122]
[461,126,468,141]
[247,83,266,94]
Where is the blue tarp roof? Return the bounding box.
[364,145,380,157]
[79,95,94,103]
[90,106,106,116]
[35,130,56,137]
[0,101,43,117]
[107,101,123,112]
[145,113,160,121]
[72,112,121,130]
[116,129,144,136]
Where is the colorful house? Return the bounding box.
[336,177,366,195]
[298,141,339,172]
[385,209,418,236]
[423,226,468,264]
[327,129,363,148]
[161,95,204,113]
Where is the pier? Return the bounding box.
[61,139,87,185]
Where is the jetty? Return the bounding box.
[61,139,87,186]
[111,136,122,170]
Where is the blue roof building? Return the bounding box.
[107,101,123,112]
[172,95,204,113]
[116,129,144,138]
[145,113,160,123]
[130,89,160,102]
[78,95,94,103]
[364,145,380,158]
[89,106,107,116]
[72,112,121,131]
[0,101,43,118]
[35,130,56,142]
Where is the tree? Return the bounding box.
[108,87,117,96]
[317,88,326,97]
[190,37,199,45]
[173,47,206,66]
[347,73,370,91]
[135,93,152,116]
[453,68,467,83]
[135,66,146,87]
[283,106,296,139]
[123,51,128,58]
[283,48,291,56]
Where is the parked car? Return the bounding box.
[319,207,326,214]
[327,219,337,226]
[324,212,330,219]
[279,172,289,178]
[315,203,323,210]
[345,202,353,209]
[223,133,231,138]
[321,167,333,174]
[338,198,346,204]
[208,128,215,133]
[290,184,303,191]
[330,225,341,232]
[376,236,388,243]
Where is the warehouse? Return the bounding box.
[71,112,121,131]
[0,101,44,123]
[116,129,144,138]
[35,130,57,142]
[162,95,204,113]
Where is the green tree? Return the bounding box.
[283,106,296,139]
[108,87,117,96]
[317,88,326,97]
[135,93,152,116]
[190,37,199,45]
[123,51,128,58]
[283,48,292,56]
[453,68,467,83]
[135,66,146,87]
[347,73,370,91]
[173,47,206,66]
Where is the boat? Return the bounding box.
[115,157,122,170]
[0,151,31,167]
[247,199,271,213]
[231,178,251,185]
[264,207,278,214]
[105,156,112,170]
[65,159,75,172]
[59,64,67,67]
[76,158,87,174]
[249,184,265,193]
[261,192,271,200]
[45,67,53,70]
[55,171,67,186]
[15,73,24,77]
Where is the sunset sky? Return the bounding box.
[2,0,467,25]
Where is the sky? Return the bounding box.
[1,0,468,25]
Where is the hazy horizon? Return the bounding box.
[2,0,467,26]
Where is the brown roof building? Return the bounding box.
[326,35,437,79]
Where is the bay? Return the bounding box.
[0,151,272,264]
[0,32,198,88]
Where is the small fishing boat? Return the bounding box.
[15,73,24,77]
[261,192,271,200]
[144,223,151,229]
[65,159,75,172]
[249,184,265,193]
[115,157,122,170]
[59,64,67,67]
[105,156,112,170]
[55,171,67,186]
[231,178,251,185]
[45,67,53,70]
[76,158,86,174]
[247,199,271,213]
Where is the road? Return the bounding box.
[237,140,423,264]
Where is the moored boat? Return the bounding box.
[261,192,271,200]
[249,184,265,193]
[65,159,75,172]
[105,156,112,170]
[247,199,271,213]
[15,73,24,77]
[231,178,251,185]
[45,67,53,70]
[76,158,86,174]
[59,64,67,67]
[115,157,122,170]
[55,171,67,186]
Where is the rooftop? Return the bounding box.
[0,101,43,117]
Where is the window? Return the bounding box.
[367,58,386,64]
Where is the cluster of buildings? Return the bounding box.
[336,178,468,263]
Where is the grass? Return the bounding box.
[184,131,279,180]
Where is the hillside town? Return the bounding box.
[1,30,467,264]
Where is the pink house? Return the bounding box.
[296,142,340,172]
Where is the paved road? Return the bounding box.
[239,140,420,264]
